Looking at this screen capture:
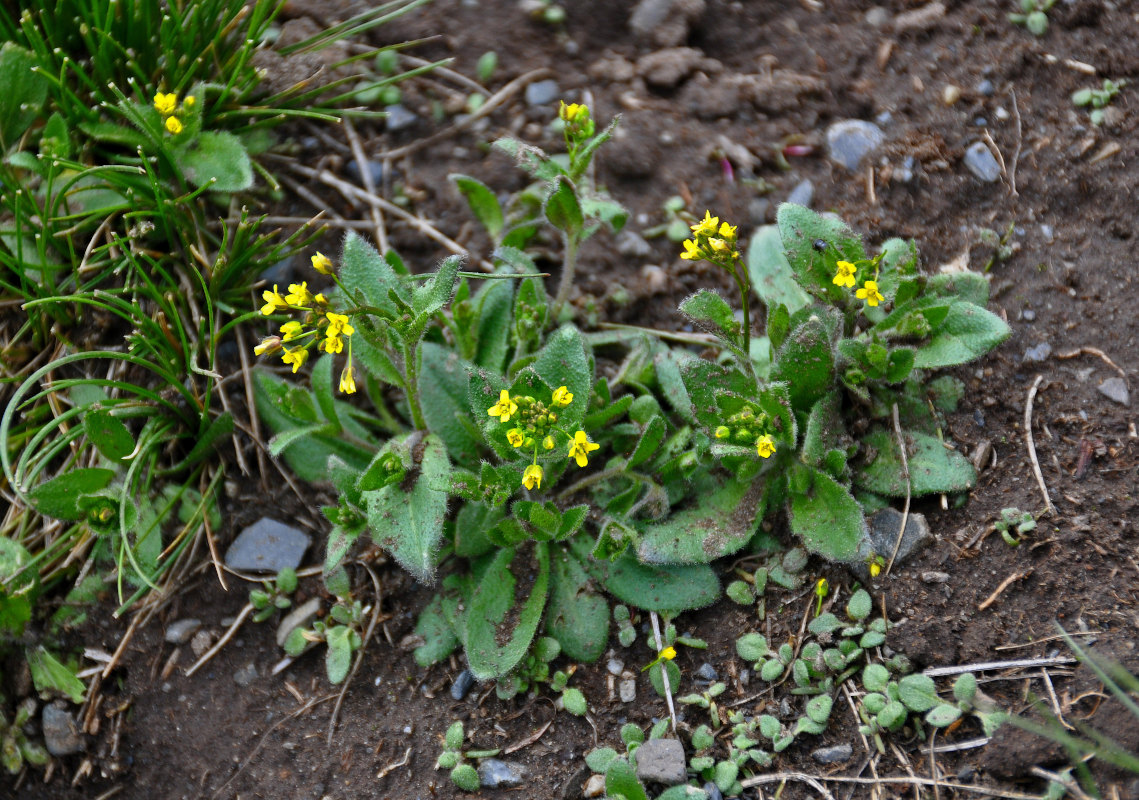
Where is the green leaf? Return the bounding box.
[806,694,833,724]
[340,230,403,313]
[788,463,868,562]
[27,468,116,520]
[572,536,719,612]
[777,203,867,301]
[680,289,743,349]
[531,325,592,430]
[473,279,514,372]
[605,756,649,800]
[26,646,85,703]
[310,354,341,431]
[413,595,460,667]
[649,659,681,697]
[898,673,940,713]
[800,391,844,470]
[926,271,991,307]
[678,356,755,431]
[847,589,873,620]
[769,312,838,411]
[413,256,461,321]
[562,687,588,716]
[544,175,583,234]
[736,633,769,662]
[451,763,481,792]
[855,428,976,497]
[926,704,962,727]
[82,409,135,461]
[0,538,37,636]
[586,747,619,773]
[175,130,252,192]
[746,225,811,313]
[493,137,567,181]
[581,196,628,232]
[419,343,480,464]
[0,43,49,151]
[912,301,1011,369]
[450,173,504,240]
[363,433,451,583]
[636,477,765,565]
[325,625,356,683]
[879,700,908,731]
[546,544,609,662]
[953,672,978,705]
[628,415,666,469]
[465,543,550,680]
[863,663,891,693]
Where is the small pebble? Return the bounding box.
[233,662,259,687]
[641,265,668,294]
[619,679,636,703]
[451,668,476,701]
[524,79,560,106]
[864,6,890,26]
[1021,308,1036,322]
[383,104,418,132]
[963,142,1001,182]
[826,119,885,171]
[694,663,719,683]
[703,781,725,800]
[921,571,950,584]
[994,106,1010,121]
[616,231,652,258]
[478,758,527,788]
[972,117,987,127]
[190,630,213,658]
[258,257,296,286]
[583,774,607,797]
[1022,342,1052,363]
[42,703,83,756]
[607,658,626,676]
[1039,225,1054,244]
[165,618,202,645]
[976,79,995,97]
[811,743,854,764]
[875,110,893,126]
[634,738,687,785]
[1098,377,1131,407]
[786,178,814,208]
[942,85,961,105]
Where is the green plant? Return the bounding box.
[283,596,367,684]
[1008,0,1056,35]
[1072,79,1125,126]
[249,567,297,622]
[642,196,697,243]
[584,721,698,800]
[995,507,1036,546]
[435,720,502,792]
[0,696,48,774]
[519,0,567,26]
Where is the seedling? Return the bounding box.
[1072,79,1125,126]
[0,697,48,774]
[248,568,297,623]
[995,507,1036,546]
[1008,0,1056,36]
[283,597,367,684]
[642,196,696,243]
[435,720,502,792]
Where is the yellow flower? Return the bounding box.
[552,385,573,407]
[314,293,328,305]
[709,237,731,255]
[488,390,518,422]
[756,434,776,459]
[680,238,703,261]
[281,346,308,373]
[153,92,177,115]
[320,333,344,354]
[717,221,737,241]
[507,428,525,448]
[568,430,600,467]
[165,116,183,135]
[659,645,677,661]
[856,280,885,307]
[260,285,290,315]
[691,210,719,237]
[285,282,314,306]
[869,560,883,578]
[254,336,281,356]
[542,435,555,450]
[280,321,304,341]
[339,363,356,394]
[559,101,587,123]
[325,312,354,337]
[833,260,857,288]
[183,95,195,107]
[714,425,730,439]
[311,252,334,275]
[522,464,543,491]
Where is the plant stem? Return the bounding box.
[401,338,427,430]
[549,231,579,327]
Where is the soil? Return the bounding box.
[9,0,1139,798]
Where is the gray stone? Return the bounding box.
[702,781,724,800]
[276,597,321,648]
[190,629,213,658]
[1021,308,1036,321]
[826,120,885,170]
[451,668,476,700]
[811,743,854,764]
[854,508,932,582]
[616,231,653,258]
[629,0,706,48]
[524,79,560,106]
[383,104,418,132]
[786,179,814,208]
[233,662,259,687]
[165,618,202,645]
[921,571,950,584]
[477,758,527,788]
[964,142,1001,182]
[694,662,718,683]
[1098,377,1130,407]
[977,79,995,96]
[1022,342,1052,363]
[619,678,637,703]
[225,517,311,573]
[634,738,687,785]
[607,657,626,676]
[864,6,890,26]
[42,703,83,756]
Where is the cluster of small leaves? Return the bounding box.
[1008,0,1056,36]
[283,598,366,684]
[614,605,638,648]
[1072,79,1125,126]
[249,568,297,623]
[995,507,1037,547]
[644,621,707,698]
[725,545,811,616]
[435,720,502,792]
[0,697,48,774]
[584,722,705,800]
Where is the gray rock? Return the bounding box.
[619,678,637,703]
[629,0,707,48]
[853,508,932,582]
[922,571,950,584]
[451,668,476,700]
[812,743,854,764]
[895,154,916,183]
[384,104,418,132]
[977,79,995,97]
[477,758,527,788]
[1023,342,1052,363]
[165,618,202,645]
[702,781,724,800]
[1021,308,1036,321]
[864,6,890,26]
[524,79,560,107]
[607,657,626,676]
[225,517,311,573]
[233,662,259,687]
[826,120,885,170]
[616,231,653,258]
[634,738,687,785]
[786,179,814,208]
[190,629,213,658]
[276,597,321,648]
[694,662,718,683]
[1098,377,1130,407]
[42,703,83,756]
[964,142,1001,182]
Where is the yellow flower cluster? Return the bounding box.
[254,252,356,393]
[829,255,886,308]
[558,101,595,141]
[680,211,739,265]
[153,90,194,136]
[487,385,599,492]
[714,405,778,459]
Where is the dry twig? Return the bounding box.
[885,403,912,575]
[1025,375,1056,515]
[978,569,1032,611]
[741,771,1047,799]
[649,611,677,734]
[185,602,254,677]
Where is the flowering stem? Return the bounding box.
[549,231,580,327]
[401,338,427,430]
